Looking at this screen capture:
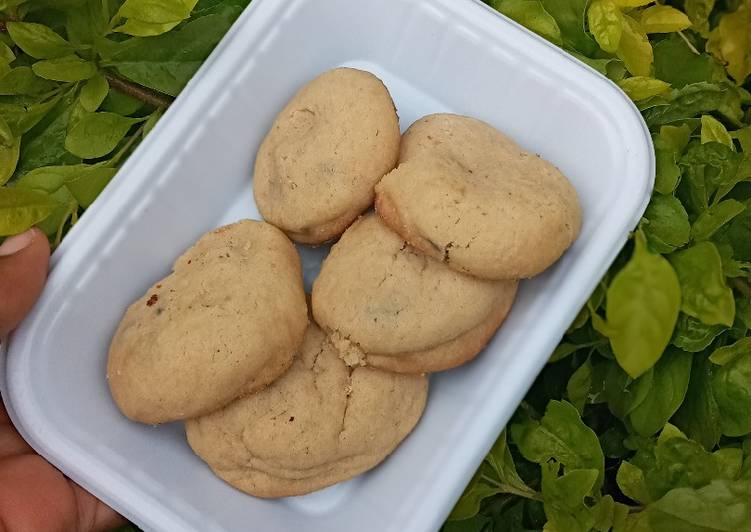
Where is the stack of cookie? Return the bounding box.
[106,67,581,498]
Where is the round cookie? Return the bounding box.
[312,215,517,373]
[375,113,582,280]
[253,67,401,244]
[107,220,308,424]
[185,321,428,498]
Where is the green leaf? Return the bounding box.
[448,469,501,521]
[34,185,77,243]
[678,142,744,214]
[64,166,118,207]
[0,67,57,96]
[653,36,720,90]
[65,0,112,45]
[617,461,651,504]
[495,0,562,45]
[587,0,622,54]
[107,1,244,96]
[709,337,751,366]
[538,0,598,55]
[653,124,691,194]
[17,95,81,175]
[640,434,743,501]
[64,112,143,159]
[684,0,716,37]
[541,463,600,532]
[0,186,60,236]
[511,400,605,489]
[485,430,538,498]
[674,354,722,450]
[641,194,690,253]
[0,41,15,64]
[566,358,592,413]
[6,21,75,59]
[32,55,97,82]
[597,231,681,378]
[643,82,746,128]
[701,115,734,149]
[629,348,693,437]
[604,360,653,419]
[618,77,671,102]
[723,208,751,262]
[637,5,692,34]
[711,344,751,436]
[671,313,727,352]
[692,200,746,241]
[650,480,751,531]
[616,14,653,77]
[669,242,735,326]
[79,73,109,112]
[707,2,751,85]
[0,136,20,186]
[100,88,145,116]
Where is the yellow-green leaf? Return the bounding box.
[618,77,671,101]
[588,0,622,54]
[79,73,109,112]
[0,136,20,186]
[113,19,182,37]
[613,0,654,7]
[0,42,14,64]
[707,3,751,84]
[0,187,60,236]
[701,115,734,149]
[6,22,75,59]
[616,14,653,77]
[31,55,97,82]
[638,5,692,34]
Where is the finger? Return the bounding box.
[0,228,51,337]
[0,453,125,532]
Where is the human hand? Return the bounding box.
[0,228,124,531]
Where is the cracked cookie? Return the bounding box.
[311,214,517,373]
[107,220,308,424]
[185,320,428,498]
[253,67,401,245]
[375,113,582,280]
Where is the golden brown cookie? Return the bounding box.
[185,321,428,498]
[107,220,307,424]
[312,215,517,373]
[253,67,401,244]
[375,113,582,280]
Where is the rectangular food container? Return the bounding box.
[0,0,654,530]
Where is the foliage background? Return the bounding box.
[1,1,750,531]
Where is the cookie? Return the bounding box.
[312,215,517,373]
[375,113,582,280]
[253,67,401,244]
[107,220,308,424]
[185,321,428,498]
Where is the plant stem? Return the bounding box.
[480,474,544,502]
[0,21,5,32]
[104,71,174,109]
[731,278,751,298]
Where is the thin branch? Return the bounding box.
[104,71,174,109]
[677,30,701,56]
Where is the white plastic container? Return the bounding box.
[1,0,653,530]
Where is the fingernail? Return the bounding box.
[0,229,37,257]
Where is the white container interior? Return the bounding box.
[1,0,653,530]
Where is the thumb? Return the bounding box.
[0,228,50,338]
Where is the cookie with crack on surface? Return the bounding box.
[375,113,581,280]
[253,67,401,244]
[107,220,307,424]
[312,214,517,373]
[185,321,428,498]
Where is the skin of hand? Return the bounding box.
[0,228,124,532]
